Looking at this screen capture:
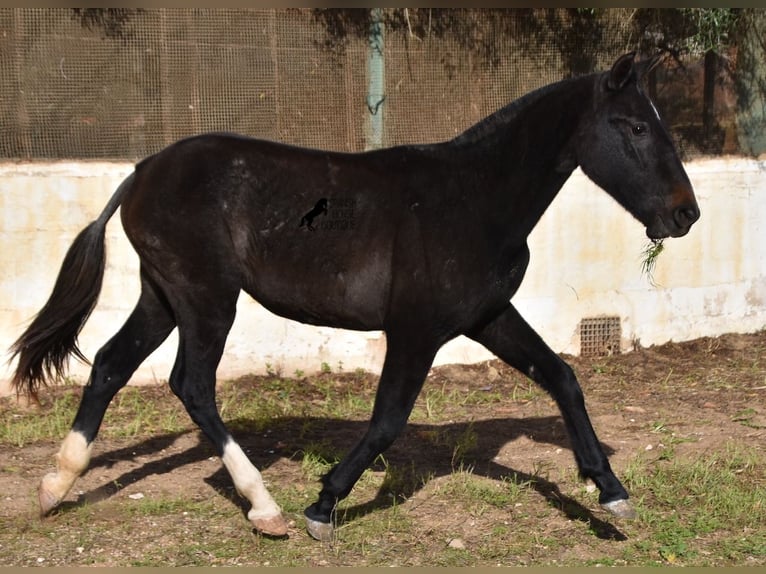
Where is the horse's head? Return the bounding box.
[576,52,700,239]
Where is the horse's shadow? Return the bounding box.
[64,414,626,541]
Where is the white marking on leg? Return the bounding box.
[39,430,92,513]
[221,439,286,534]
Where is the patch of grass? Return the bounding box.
[125,495,219,518]
[450,423,478,468]
[620,443,766,565]
[733,407,764,429]
[370,456,427,501]
[438,466,533,515]
[0,382,80,446]
[298,441,341,481]
[101,386,188,439]
[413,423,480,468]
[412,381,525,422]
[330,503,415,565]
[2,354,765,567]
[225,371,376,424]
[434,546,475,567]
[646,419,698,460]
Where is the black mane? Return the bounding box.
[451,74,592,146]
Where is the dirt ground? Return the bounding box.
[1,330,765,566]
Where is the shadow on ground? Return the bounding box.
[59,414,625,541]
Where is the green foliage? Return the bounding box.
[0,381,80,446]
[623,444,766,564]
[313,7,743,77]
[640,239,664,286]
[677,8,740,55]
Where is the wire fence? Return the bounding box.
[0,8,748,161]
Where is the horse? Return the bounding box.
[9,52,699,542]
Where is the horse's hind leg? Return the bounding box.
[163,287,287,537]
[39,270,176,515]
[468,304,636,520]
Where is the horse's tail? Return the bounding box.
[8,172,136,400]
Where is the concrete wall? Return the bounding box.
[1,158,765,395]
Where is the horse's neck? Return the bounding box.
[450,74,595,242]
[452,75,591,148]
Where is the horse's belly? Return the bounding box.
[242,246,391,331]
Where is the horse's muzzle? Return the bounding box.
[647,184,700,239]
[646,203,700,239]
[670,203,700,237]
[673,203,700,231]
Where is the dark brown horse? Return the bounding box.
[10,53,699,541]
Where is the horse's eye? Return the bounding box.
[632,123,648,136]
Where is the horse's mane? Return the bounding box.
[450,74,591,146]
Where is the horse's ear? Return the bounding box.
[607,52,636,91]
[635,51,664,79]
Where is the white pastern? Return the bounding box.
[39,430,92,513]
[221,439,287,534]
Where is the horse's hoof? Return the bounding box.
[601,498,637,520]
[306,517,334,542]
[251,513,289,537]
[38,479,61,516]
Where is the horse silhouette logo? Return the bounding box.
[299,198,328,231]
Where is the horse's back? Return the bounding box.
[120,133,427,330]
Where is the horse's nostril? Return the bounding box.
[674,205,700,228]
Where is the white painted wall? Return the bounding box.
[1,158,765,396]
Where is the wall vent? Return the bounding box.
[580,316,622,357]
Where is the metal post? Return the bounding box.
[365,8,385,150]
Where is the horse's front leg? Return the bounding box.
[468,304,636,519]
[304,336,439,541]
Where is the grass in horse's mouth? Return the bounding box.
[641,238,665,285]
